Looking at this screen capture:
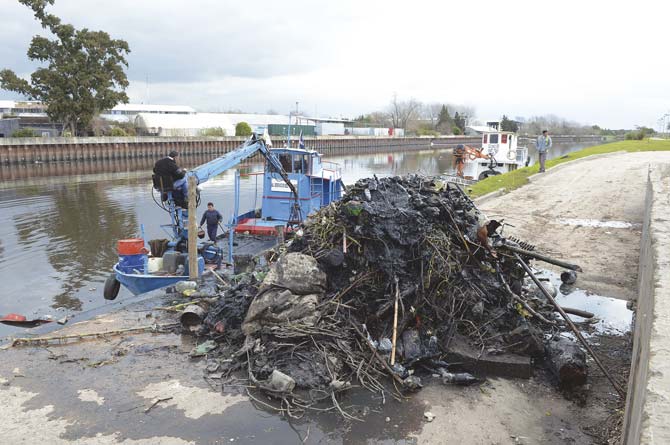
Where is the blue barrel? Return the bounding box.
[118,254,147,274]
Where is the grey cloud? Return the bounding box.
[1,0,349,84]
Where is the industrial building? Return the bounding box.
[134,113,357,137]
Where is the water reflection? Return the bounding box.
[6,182,137,312]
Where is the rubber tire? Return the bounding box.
[103,273,120,300]
[478,170,501,181]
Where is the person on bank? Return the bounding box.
[453,144,466,178]
[536,130,552,173]
[153,150,188,206]
[200,202,223,242]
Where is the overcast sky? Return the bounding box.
[1,0,668,129]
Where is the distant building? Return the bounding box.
[0,118,20,137]
[0,100,47,117]
[135,113,332,137]
[465,124,498,135]
[101,104,197,123]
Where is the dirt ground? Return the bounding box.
[479,151,670,302]
[0,151,658,444]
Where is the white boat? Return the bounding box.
[435,123,528,184]
[460,122,528,181]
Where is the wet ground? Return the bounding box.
[0,286,630,444]
[0,142,595,338]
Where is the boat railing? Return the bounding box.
[321,160,342,175]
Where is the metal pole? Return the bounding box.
[502,244,583,271]
[287,111,292,148]
[187,175,198,280]
[514,253,625,396]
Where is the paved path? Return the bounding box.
[480,151,670,301]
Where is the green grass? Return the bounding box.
[467,139,670,198]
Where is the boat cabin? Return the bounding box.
[460,126,528,181]
[235,147,343,234]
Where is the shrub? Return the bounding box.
[108,127,128,137]
[235,122,252,137]
[452,127,462,135]
[11,128,38,137]
[202,127,226,137]
[624,130,646,141]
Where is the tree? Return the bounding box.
[436,105,454,134]
[235,122,252,136]
[388,94,421,131]
[500,115,519,132]
[0,0,130,135]
[453,112,466,134]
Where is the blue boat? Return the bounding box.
[104,135,343,299]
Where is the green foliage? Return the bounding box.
[235,121,252,137]
[436,105,454,134]
[500,115,519,132]
[0,0,130,136]
[11,128,39,137]
[202,127,226,137]
[453,112,466,134]
[108,127,127,137]
[625,130,646,140]
[415,123,440,137]
[452,126,462,135]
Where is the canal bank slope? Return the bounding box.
[0,152,663,444]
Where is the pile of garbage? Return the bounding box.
[182,175,590,415]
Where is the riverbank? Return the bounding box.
[468,139,670,198]
[1,151,656,444]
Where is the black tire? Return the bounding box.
[478,170,501,181]
[103,273,120,300]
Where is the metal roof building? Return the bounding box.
[135,113,306,137]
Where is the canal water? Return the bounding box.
[0,142,596,337]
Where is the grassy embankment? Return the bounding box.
[468,139,670,198]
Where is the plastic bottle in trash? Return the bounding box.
[442,372,478,385]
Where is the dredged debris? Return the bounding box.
[189,175,589,417]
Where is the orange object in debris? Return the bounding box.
[117,238,146,255]
[0,313,26,322]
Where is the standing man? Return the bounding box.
[536,130,552,173]
[453,144,466,177]
[200,202,223,242]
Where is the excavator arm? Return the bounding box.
[185,134,302,221]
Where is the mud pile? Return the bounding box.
[195,175,584,414]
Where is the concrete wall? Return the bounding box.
[0,136,482,164]
[623,164,670,444]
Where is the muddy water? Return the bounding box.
[0,142,596,337]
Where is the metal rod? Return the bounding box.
[514,253,625,396]
[503,244,583,272]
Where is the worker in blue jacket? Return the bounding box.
[199,202,223,242]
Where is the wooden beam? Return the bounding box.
[188,175,198,280]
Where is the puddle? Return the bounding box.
[556,218,640,229]
[534,270,633,336]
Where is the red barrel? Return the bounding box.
[117,238,146,255]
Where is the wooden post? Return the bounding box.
[188,175,198,280]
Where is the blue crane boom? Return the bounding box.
[186,135,300,203]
